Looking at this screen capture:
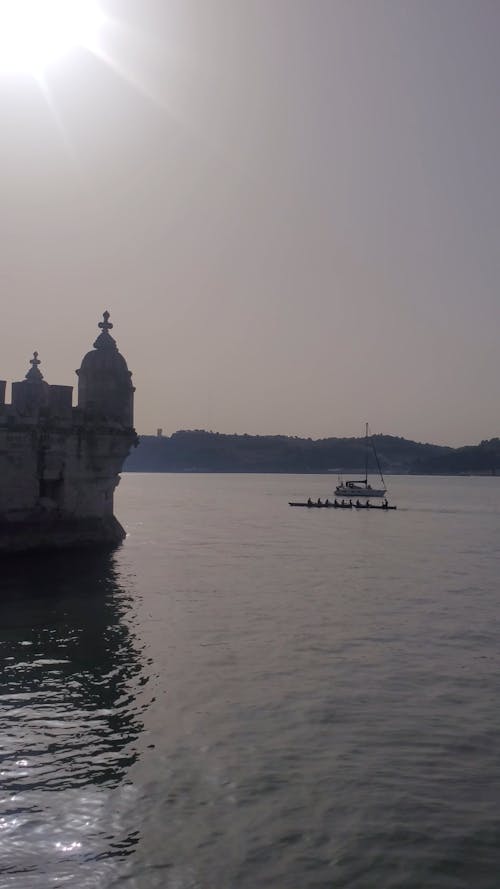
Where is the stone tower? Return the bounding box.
[0,311,137,552]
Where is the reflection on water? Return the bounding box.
[0,550,148,888]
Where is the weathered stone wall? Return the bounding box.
[0,425,39,519]
[0,515,127,553]
[0,416,136,549]
[0,421,134,511]
[60,424,136,518]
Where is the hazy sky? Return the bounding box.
[1,0,499,445]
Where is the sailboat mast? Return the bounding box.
[364,422,368,484]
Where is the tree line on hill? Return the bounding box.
[124,430,500,475]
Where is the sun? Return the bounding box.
[0,0,105,76]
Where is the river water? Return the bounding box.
[1,474,500,888]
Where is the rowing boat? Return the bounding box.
[289,501,351,508]
[288,501,397,510]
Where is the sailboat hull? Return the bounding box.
[334,484,386,498]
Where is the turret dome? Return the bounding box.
[77,312,134,426]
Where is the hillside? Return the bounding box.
[123,430,472,474]
[410,439,500,475]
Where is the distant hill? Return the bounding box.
[123,429,494,474]
[409,438,500,475]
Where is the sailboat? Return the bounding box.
[334,424,387,498]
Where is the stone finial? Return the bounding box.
[94,310,117,350]
[25,351,44,382]
[98,310,113,333]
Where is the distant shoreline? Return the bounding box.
[124,430,500,477]
[123,469,495,477]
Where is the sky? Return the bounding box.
[0,0,499,446]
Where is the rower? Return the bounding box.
[325,498,330,507]
[307,497,312,507]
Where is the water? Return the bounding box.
[1,474,500,889]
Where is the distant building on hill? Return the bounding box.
[0,312,137,553]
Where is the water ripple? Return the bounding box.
[1,475,500,887]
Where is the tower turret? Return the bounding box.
[77,311,134,426]
[11,351,50,416]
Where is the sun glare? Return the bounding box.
[0,0,105,75]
